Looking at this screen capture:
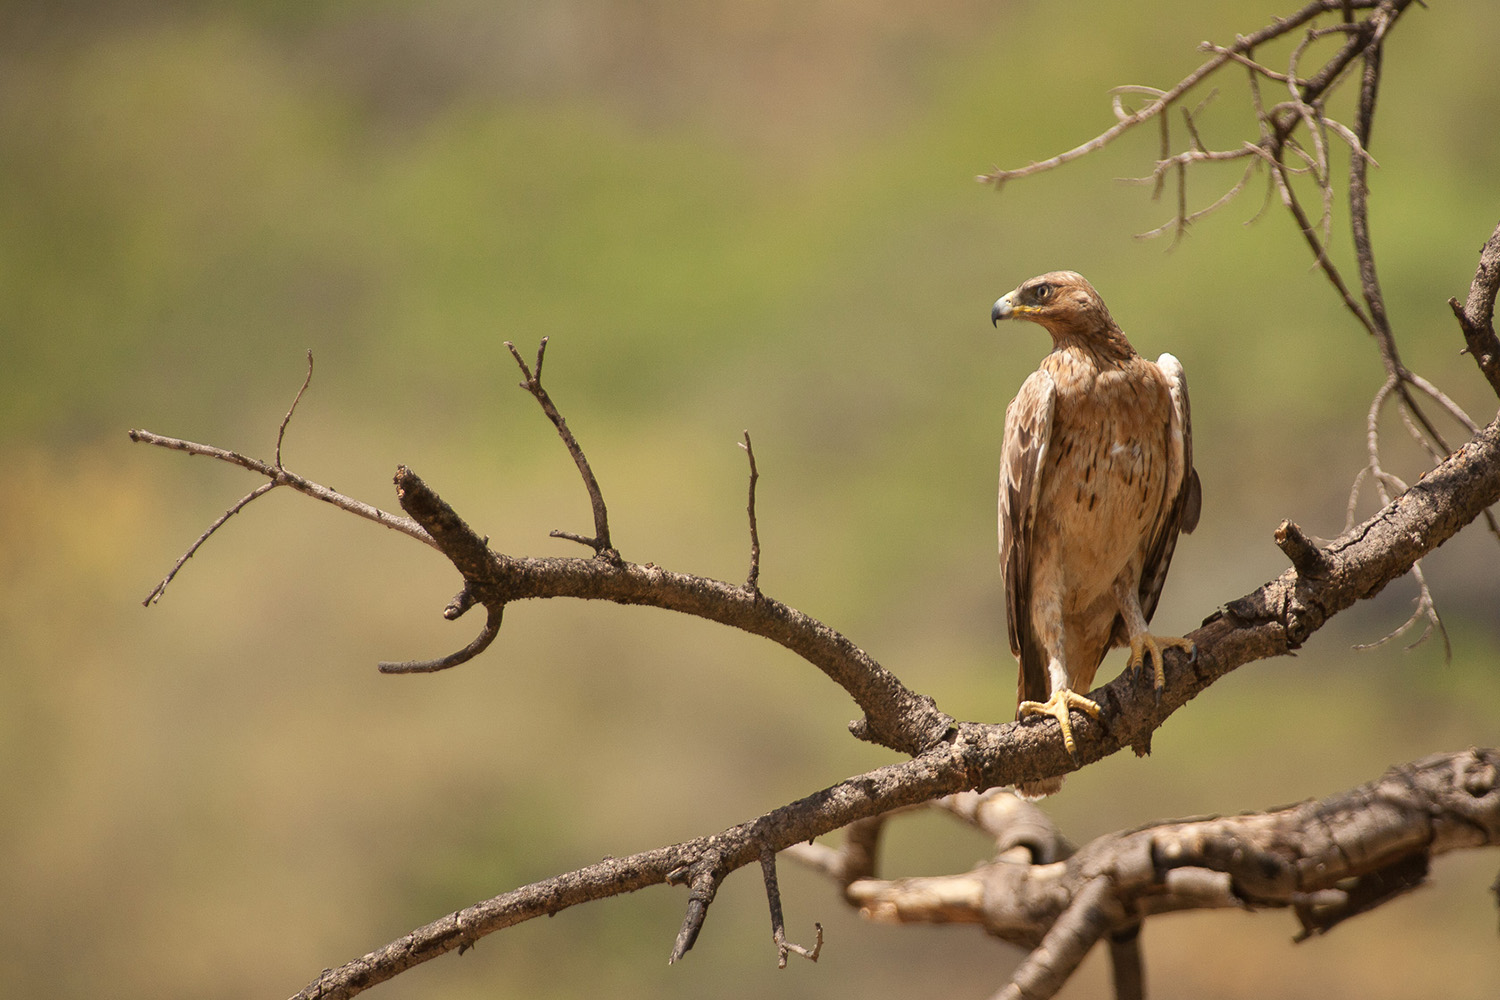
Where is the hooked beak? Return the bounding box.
[991,293,1015,326]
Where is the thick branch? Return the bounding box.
[992,876,1116,1000]
[294,411,1500,999]
[829,749,1500,994]
[391,465,954,755]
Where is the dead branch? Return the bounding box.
[740,430,762,594]
[505,337,618,560]
[758,848,822,969]
[133,385,952,754]
[376,602,505,674]
[131,364,437,606]
[283,402,1500,999]
[122,6,1500,997]
[385,462,954,753]
[1450,217,1500,397]
[983,0,1496,653]
[276,350,315,469]
[992,876,1117,1000]
[811,749,1499,999]
[127,429,433,549]
[976,0,1388,191]
[138,480,277,606]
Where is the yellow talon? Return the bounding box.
[1018,688,1102,757]
[1127,633,1195,691]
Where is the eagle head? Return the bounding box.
[991,271,1118,342]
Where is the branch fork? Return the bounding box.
[505,337,619,562]
[800,750,1500,1000]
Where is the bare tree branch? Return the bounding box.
[377,602,504,674]
[129,430,435,549]
[125,6,1500,999]
[758,848,822,969]
[813,749,1499,999]
[505,337,618,561]
[991,876,1116,1000]
[276,350,315,470]
[287,405,1500,999]
[138,480,277,606]
[975,0,1389,191]
[386,463,953,755]
[740,431,762,594]
[1450,218,1500,397]
[131,356,438,605]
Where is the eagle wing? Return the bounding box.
[1136,353,1200,624]
[999,369,1056,707]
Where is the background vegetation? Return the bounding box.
[2,1,1497,997]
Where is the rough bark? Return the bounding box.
[834,749,1500,954]
[286,410,1500,1000]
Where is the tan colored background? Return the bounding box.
[3,1,1498,997]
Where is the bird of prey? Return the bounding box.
[991,271,1200,797]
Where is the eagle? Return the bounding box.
[991,271,1200,797]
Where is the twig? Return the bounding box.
[131,356,437,604]
[977,0,1389,189]
[1275,519,1332,579]
[141,354,318,606]
[670,870,721,964]
[130,430,436,548]
[378,603,505,674]
[1201,41,1302,85]
[1346,17,1400,367]
[1348,379,1450,655]
[1350,564,1448,655]
[505,338,618,561]
[739,431,762,594]
[759,848,821,968]
[140,481,277,606]
[276,350,314,470]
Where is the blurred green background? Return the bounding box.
[3,1,1498,997]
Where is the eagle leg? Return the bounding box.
[1125,633,1195,694]
[1018,688,1101,758]
[1114,579,1194,695]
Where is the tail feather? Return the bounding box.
[1017,776,1063,799]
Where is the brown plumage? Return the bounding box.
[991,271,1201,797]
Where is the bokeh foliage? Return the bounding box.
[2,2,1498,998]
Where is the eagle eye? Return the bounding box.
[1031,282,1053,302]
